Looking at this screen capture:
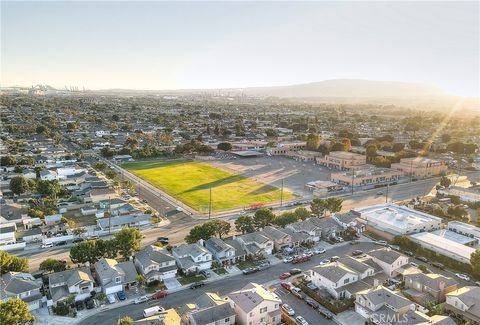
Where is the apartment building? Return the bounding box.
[330,166,402,187]
[316,151,367,170]
[391,157,447,178]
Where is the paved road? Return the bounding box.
[78,240,474,325]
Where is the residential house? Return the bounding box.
[48,267,95,305]
[0,222,17,245]
[309,262,359,299]
[260,226,292,251]
[182,292,236,325]
[133,308,182,325]
[355,286,415,324]
[404,272,457,304]
[96,213,151,231]
[226,282,282,325]
[40,170,58,181]
[0,272,43,311]
[234,232,274,257]
[134,245,178,284]
[85,188,117,203]
[445,286,480,324]
[204,237,237,265]
[367,248,409,277]
[93,258,138,295]
[286,218,322,242]
[172,242,212,274]
[223,238,247,263]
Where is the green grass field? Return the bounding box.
[122,159,293,212]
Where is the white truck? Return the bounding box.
[143,306,164,318]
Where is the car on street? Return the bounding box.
[417,256,428,263]
[410,262,419,268]
[283,256,294,263]
[318,308,333,319]
[85,298,95,309]
[313,248,326,254]
[41,243,54,248]
[281,304,295,316]
[295,315,309,325]
[376,191,384,196]
[242,267,258,275]
[319,259,330,265]
[291,287,305,299]
[151,291,167,299]
[455,273,470,281]
[389,245,400,250]
[190,281,205,289]
[376,240,387,246]
[157,236,169,242]
[404,251,414,257]
[349,241,359,245]
[304,250,314,257]
[279,272,291,280]
[305,297,319,309]
[289,268,302,275]
[352,250,363,256]
[134,295,151,304]
[330,256,340,262]
[431,262,445,270]
[117,291,126,300]
[306,282,318,290]
[175,207,183,212]
[200,270,211,278]
[475,281,480,287]
[292,255,310,264]
[281,282,292,290]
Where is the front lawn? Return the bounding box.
[178,275,205,285]
[214,267,228,275]
[236,261,256,270]
[123,159,294,212]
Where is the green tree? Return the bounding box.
[234,215,255,234]
[135,274,145,287]
[185,222,216,243]
[272,212,298,227]
[447,205,468,219]
[330,142,347,152]
[9,176,30,195]
[440,176,451,188]
[39,258,66,272]
[418,264,428,273]
[69,240,99,264]
[0,298,35,325]
[253,208,275,230]
[210,220,231,239]
[310,198,328,217]
[114,227,142,259]
[118,316,134,325]
[366,144,378,157]
[294,207,310,220]
[325,197,343,215]
[0,252,28,274]
[36,180,62,199]
[18,156,35,166]
[471,249,480,279]
[306,133,321,150]
[1,155,16,167]
[217,142,232,151]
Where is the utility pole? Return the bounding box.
[208,187,212,220]
[385,183,389,203]
[410,160,413,182]
[280,179,284,208]
[108,196,112,235]
[351,170,355,195]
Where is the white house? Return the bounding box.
[134,245,178,283]
[367,248,409,277]
[309,262,359,299]
[48,267,95,305]
[172,242,212,274]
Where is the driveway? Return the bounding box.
[164,277,182,290]
[336,310,366,325]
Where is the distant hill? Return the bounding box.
[240,79,450,98]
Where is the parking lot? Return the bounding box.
[208,156,331,199]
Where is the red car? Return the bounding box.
[279,272,291,280]
[281,282,291,290]
[292,255,310,264]
[151,291,168,299]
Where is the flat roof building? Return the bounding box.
[316,151,367,171]
[391,157,447,178]
[431,229,478,247]
[352,203,442,235]
[448,221,480,242]
[410,232,476,264]
[330,166,402,187]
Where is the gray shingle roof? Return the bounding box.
[368,248,404,264]
[0,272,41,300]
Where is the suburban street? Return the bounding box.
[77,240,474,325]
[16,170,480,272]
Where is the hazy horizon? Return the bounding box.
[2,1,479,96]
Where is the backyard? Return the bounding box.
[123,159,294,212]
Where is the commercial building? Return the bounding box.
[431,229,478,247]
[352,203,442,236]
[316,151,367,170]
[266,142,306,156]
[391,157,447,178]
[409,232,476,264]
[438,186,480,203]
[448,221,480,242]
[330,166,402,187]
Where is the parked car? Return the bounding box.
[305,297,319,309]
[313,248,326,254]
[389,244,400,251]
[117,291,126,301]
[455,273,470,281]
[56,241,67,246]
[304,250,314,257]
[190,281,205,289]
[283,256,294,263]
[291,287,305,299]
[107,294,116,304]
[410,262,419,268]
[404,251,414,257]
[292,255,310,264]
[417,256,428,263]
[242,267,258,275]
[352,250,363,256]
[151,291,167,299]
[349,241,359,245]
[475,281,480,287]
[289,268,302,275]
[200,270,211,278]
[134,295,151,304]
[281,282,292,290]
[431,262,445,270]
[72,238,84,243]
[281,304,295,316]
[279,272,291,280]
[330,256,340,262]
[376,191,384,196]
[41,243,53,248]
[319,259,330,265]
[318,308,333,319]
[75,300,85,311]
[295,315,309,325]
[376,240,387,246]
[306,282,318,290]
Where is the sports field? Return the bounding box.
[122,159,294,212]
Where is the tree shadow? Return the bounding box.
[123,159,188,170]
[181,174,245,193]
[248,184,277,195]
